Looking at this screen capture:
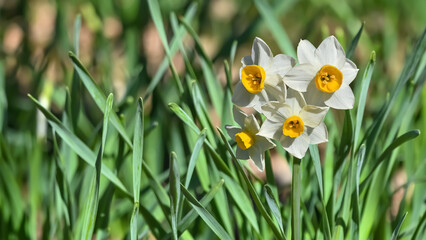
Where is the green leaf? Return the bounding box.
[169,152,180,240]
[70,15,81,130]
[353,144,365,227]
[390,212,407,240]
[354,51,376,149]
[131,98,144,240]
[68,52,133,149]
[346,22,364,59]
[309,145,331,239]
[142,161,171,226]
[361,130,420,188]
[264,185,284,235]
[169,103,232,176]
[253,0,296,58]
[185,129,206,188]
[28,94,131,196]
[291,157,301,240]
[180,183,232,240]
[177,179,224,233]
[81,94,113,240]
[221,173,260,234]
[217,127,285,240]
[147,0,183,94]
[143,3,197,99]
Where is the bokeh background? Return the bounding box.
[1,0,425,239]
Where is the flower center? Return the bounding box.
[282,116,305,138]
[235,131,255,150]
[314,65,343,93]
[241,65,266,94]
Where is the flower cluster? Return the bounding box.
[226,36,358,171]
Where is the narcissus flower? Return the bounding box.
[257,90,329,159]
[225,107,275,171]
[232,37,295,109]
[284,36,359,109]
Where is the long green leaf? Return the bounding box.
[180,183,232,240]
[264,185,284,235]
[169,152,180,240]
[68,52,133,148]
[346,22,364,59]
[391,212,407,240]
[361,130,420,188]
[253,0,296,58]
[185,129,206,188]
[217,127,285,240]
[221,173,260,234]
[81,94,113,240]
[28,94,131,196]
[131,98,144,240]
[354,51,376,149]
[291,157,301,240]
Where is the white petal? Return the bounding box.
[315,36,346,69]
[248,147,265,171]
[284,64,317,92]
[263,82,286,103]
[255,136,276,151]
[324,85,354,109]
[286,88,307,115]
[257,119,283,141]
[302,80,329,107]
[267,54,296,77]
[245,114,260,133]
[297,39,320,67]
[299,105,329,128]
[225,125,242,141]
[252,37,273,67]
[236,147,250,160]
[260,102,290,122]
[307,123,328,144]
[232,106,247,127]
[232,82,259,107]
[241,55,253,66]
[341,59,359,85]
[280,133,310,159]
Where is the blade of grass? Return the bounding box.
[354,51,376,149]
[68,52,133,149]
[217,127,285,240]
[169,152,181,240]
[309,145,332,239]
[221,173,260,234]
[360,130,420,188]
[291,157,301,240]
[177,179,224,233]
[70,15,81,131]
[143,3,197,99]
[81,94,113,240]
[168,103,232,176]
[346,22,364,59]
[147,0,183,94]
[253,0,296,58]
[184,129,207,188]
[391,212,407,240]
[180,183,232,240]
[130,98,144,240]
[28,94,131,196]
[264,185,284,236]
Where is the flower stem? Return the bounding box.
[291,157,301,240]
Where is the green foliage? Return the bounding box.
[0,0,425,239]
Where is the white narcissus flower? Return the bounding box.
[225,106,275,171]
[232,37,296,110]
[257,90,329,159]
[284,36,359,109]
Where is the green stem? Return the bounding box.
[291,157,301,240]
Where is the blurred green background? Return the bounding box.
[1,0,425,239]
